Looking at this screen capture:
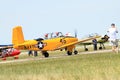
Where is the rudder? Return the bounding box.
[12,26,25,45]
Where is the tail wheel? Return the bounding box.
[42,51,49,57]
[38,42,44,49]
[67,51,72,55]
[74,50,78,55]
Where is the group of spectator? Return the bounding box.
[28,50,38,57]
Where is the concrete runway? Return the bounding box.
[0,49,113,64]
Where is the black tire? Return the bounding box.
[99,47,102,50]
[43,52,49,57]
[74,50,78,55]
[67,51,72,55]
[85,48,88,51]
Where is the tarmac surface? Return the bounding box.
[0,49,113,64]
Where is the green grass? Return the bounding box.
[0,52,120,80]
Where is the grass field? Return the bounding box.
[0,51,120,80]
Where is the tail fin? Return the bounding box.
[12,26,25,45]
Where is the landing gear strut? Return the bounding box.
[42,51,49,57]
[85,48,88,51]
[99,43,105,50]
[84,45,88,51]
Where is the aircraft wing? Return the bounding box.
[0,45,13,51]
[54,36,101,50]
[0,44,13,47]
[79,36,109,46]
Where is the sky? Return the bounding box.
[0,0,120,44]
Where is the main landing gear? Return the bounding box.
[42,50,78,57]
[84,45,88,51]
[42,51,49,57]
[67,50,78,56]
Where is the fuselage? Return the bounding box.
[13,36,78,51]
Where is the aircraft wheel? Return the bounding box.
[85,48,88,51]
[99,47,102,50]
[43,52,49,57]
[67,51,72,55]
[74,50,78,55]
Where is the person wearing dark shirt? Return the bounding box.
[92,39,97,50]
[28,50,33,56]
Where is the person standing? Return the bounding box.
[92,38,97,50]
[34,51,38,57]
[28,50,33,56]
[107,23,119,53]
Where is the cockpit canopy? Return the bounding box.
[44,32,64,39]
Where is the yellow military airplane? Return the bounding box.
[12,26,100,57]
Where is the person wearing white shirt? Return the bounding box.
[107,23,119,53]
